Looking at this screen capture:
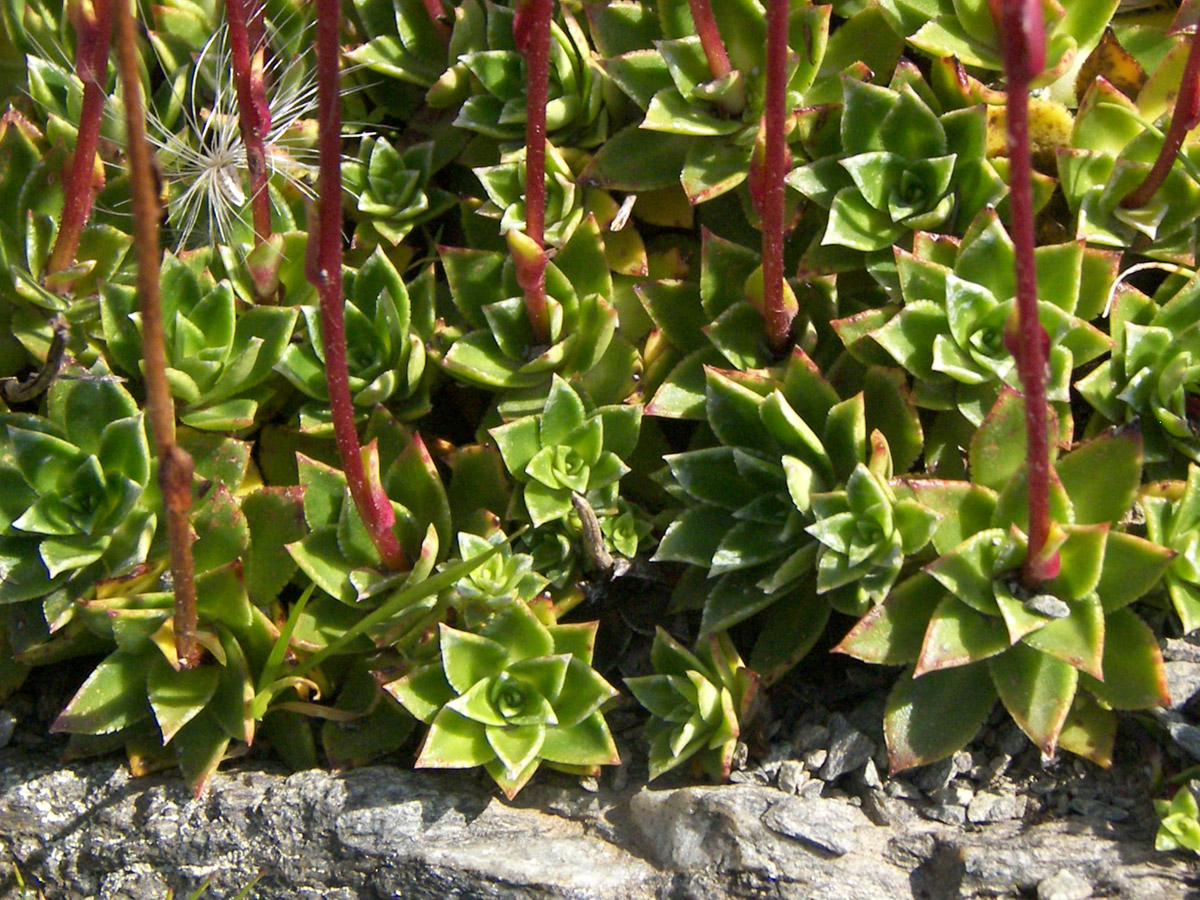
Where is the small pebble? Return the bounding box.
[1037,869,1093,900]
[986,754,1013,781]
[928,779,975,808]
[966,790,1025,823]
[919,802,966,825]
[860,758,882,790]
[777,760,809,796]
[803,748,827,770]
[885,778,923,800]
[800,778,825,799]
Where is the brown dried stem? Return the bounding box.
[113,0,200,667]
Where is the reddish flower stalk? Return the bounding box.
[760,0,795,354]
[994,0,1059,586]
[45,0,113,277]
[421,0,452,41]
[113,0,201,668]
[688,0,732,79]
[311,0,407,571]
[225,0,273,246]
[513,0,553,346]
[1121,25,1200,210]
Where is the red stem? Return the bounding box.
[688,0,732,79]
[46,0,113,277]
[996,0,1058,587]
[761,0,794,354]
[514,0,552,346]
[421,0,452,41]
[311,0,406,571]
[113,0,200,668]
[1121,26,1200,210]
[225,0,273,245]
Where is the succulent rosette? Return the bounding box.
[275,250,434,431]
[843,208,1113,427]
[383,600,620,798]
[489,375,638,528]
[0,363,154,609]
[1156,785,1200,855]
[807,460,941,612]
[101,254,298,431]
[653,349,924,677]
[1076,272,1200,471]
[838,394,1173,772]
[786,69,1006,280]
[473,141,585,247]
[624,628,758,781]
[344,137,457,248]
[436,216,635,403]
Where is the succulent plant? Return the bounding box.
[343,136,456,248]
[489,375,638,529]
[450,529,549,628]
[843,208,1113,428]
[1059,74,1200,264]
[1156,784,1200,855]
[100,253,298,431]
[436,215,636,403]
[652,349,923,677]
[807,460,941,614]
[625,627,758,781]
[1076,272,1200,472]
[584,0,829,205]
[0,362,153,608]
[383,598,620,798]
[276,251,435,431]
[837,394,1173,772]
[472,141,585,247]
[1142,464,1200,633]
[786,68,1007,280]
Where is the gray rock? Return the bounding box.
[0,711,13,750]
[912,756,957,792]
[859,757,882,790]
[1037,869,1094,900]
[762,796,872,856]
[820,717,876,783]
[1164,659,1200,710]
[1163,636,1200,663]
[1155,709,1200,762]
[967,791,1025,823]
[0,747,1194,900]
[920,801,967,825]
[1025,594,1071,618]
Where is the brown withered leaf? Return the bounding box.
[1075,28,1147,104]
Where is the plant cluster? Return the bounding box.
[1,0,1200,831]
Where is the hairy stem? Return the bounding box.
[46,0,113,277]
[311,0,406,571]
[688,0,732,79]
[1121,26,1200,210]
[225,0,273,247]
[514,0,552,346]
[996,0,1058,587]
[113,0,200,667]
[761,0,794,354]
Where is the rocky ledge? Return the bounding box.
[0,742,1195,900]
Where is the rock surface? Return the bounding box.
[1,746,1194,900]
